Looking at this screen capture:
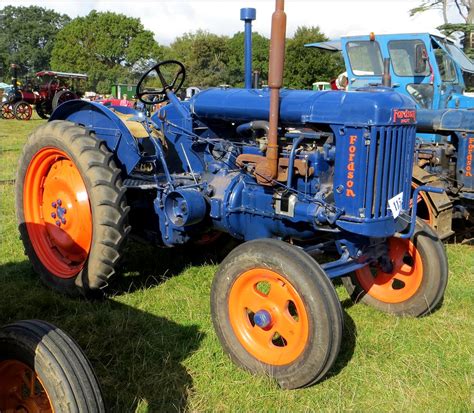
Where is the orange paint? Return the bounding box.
[23,147,92,278]
[228,268,309,365]
[355,238,423,303]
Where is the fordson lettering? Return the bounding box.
[346,135,357,197]
[466,137,474,177]
[392,109,416,124]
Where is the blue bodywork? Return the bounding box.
[51,84,423,278]
[307,32,474,218]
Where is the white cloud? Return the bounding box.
[1,0,445,45]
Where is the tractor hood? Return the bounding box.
[447,92,474,110]
[190,87,416,127]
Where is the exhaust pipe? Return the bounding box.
[240,8,256,89]
[255,0,286,183]
[11,64,19,91]
[382,58,391,87]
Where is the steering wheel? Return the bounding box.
[136,60,186,105]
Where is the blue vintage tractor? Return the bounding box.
[307,32,474,240]
[15,1,448,388]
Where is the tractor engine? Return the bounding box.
[146,86,417,247]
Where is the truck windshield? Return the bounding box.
[346,41,383,76]
[388,40,430,76]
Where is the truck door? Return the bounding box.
[386,38,434,109]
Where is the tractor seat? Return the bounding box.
[110,109,150,139]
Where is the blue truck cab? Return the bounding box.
[307,32,474,111]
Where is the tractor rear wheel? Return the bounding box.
[0,320,105,412]
[35,101,51,119]
[13,100,32,120]
[16,120,130,297]
[1,102,15,119]
[211,239,343,389]
[52,90,76,111]
[342,219,448,317]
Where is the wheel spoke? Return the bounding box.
[267,279,291,310]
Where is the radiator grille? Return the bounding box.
[364,125,415,219]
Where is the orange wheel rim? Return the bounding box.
[355,238,423,303]
[228,269,309,365]
[23,147,92,278]
[0,359,53,412]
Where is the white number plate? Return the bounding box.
[388,192,404,219]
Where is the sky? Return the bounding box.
[0,0,455,45]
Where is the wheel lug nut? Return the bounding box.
[51,202,57,208]
[57,199,62,206]
[51,212,56,219]
[55,220,61,227]
[61,218,67,225]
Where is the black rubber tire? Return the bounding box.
[13,100,32,120]
[0,320,105,412]
[342,219,448,317]
[16,120,130,297]
[35,101,51,119]
[211,238,343,389]
[52,90,76,111]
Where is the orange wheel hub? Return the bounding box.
[355,238,423,303]
[23,147,92,278]
[228,269,309,365]
[0,360,53,412]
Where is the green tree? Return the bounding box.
[166,30,229,88]
[0,6,70,81]
[410,1,473,55]
[226,32,270,87]
[50,11,163,93]
[284,26,344,89]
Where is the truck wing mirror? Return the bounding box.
[415,44,428,74]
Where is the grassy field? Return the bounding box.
[0,117,473,412]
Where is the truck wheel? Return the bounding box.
[16,120,130,297]
[342,219,448,317]
[211,239,343,389]
[14,100,32,120]
[35,101,51,119]
[0,320,105,412]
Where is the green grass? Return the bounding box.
[0,117,473,412]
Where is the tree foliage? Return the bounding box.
[226,32,270,87]
[284,26,344,89]
[0,6,70,81]
[165,31,229,88]
[50,11,163,93]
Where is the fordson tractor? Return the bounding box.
[0,320,105,411]
[15,1,448,389]
[1,64,87,121]
[307,33,474,241]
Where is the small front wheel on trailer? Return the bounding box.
[342,219,448,317]
[16,120,130,297]
[0,320,105,412]
[211,239,343,389]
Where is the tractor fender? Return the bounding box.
[412,164,454,239]
[49,100,141,174]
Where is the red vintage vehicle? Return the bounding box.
[1,65,87,120]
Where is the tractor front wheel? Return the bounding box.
[342,219,448,316]
[16,120,130,297]
[0,320,105,412]
[211,239,343,389]
[13,100,32,120]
